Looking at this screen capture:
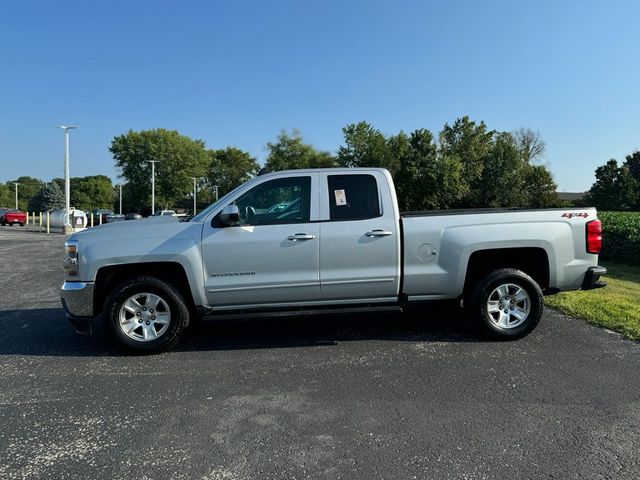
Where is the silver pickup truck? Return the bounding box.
[61,168,606,352]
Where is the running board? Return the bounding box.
[201,305,404,322]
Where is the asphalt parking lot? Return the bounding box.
[0,227,639,480]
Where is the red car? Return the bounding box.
[0,208,27,226]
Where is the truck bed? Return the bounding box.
[400,207,598,300]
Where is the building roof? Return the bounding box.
[556,192,587,201]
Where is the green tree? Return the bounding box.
[5,176,43,211]
[337,122,397,173]
[438,122,558,208]
[624,150,640,180]
[439,116,495,186]
[335,118,555,210]
[29,182,65,212]
[392,129,465,210]
[110,129,209,213]
[263,130,336,172]
[118,182,139,214]
[617,166,639,210]
[589,159,637,211]
[208,147,260,197]
[70,175,114,211]
[522,164,561,208]
[0,184,12,208]
[589,159,619,210]
[622,151,640,210]
[471,133,527,207]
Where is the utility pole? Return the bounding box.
[192,177,198,215]
[57,125,78,234]
[147,160,159,215]
[13,183,19,209]
[119,184,123,215]
[213,185,219,201]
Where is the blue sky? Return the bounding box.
[1,0,638,191]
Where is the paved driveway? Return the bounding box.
[0,229,639,479]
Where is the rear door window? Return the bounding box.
[327,174,380,221]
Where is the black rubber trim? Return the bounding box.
[197,302,400,317]
[201,305,403,322]
[582,266,607,290]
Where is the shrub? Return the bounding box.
[598,211,640,265]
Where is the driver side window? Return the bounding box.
[233,176,311,226]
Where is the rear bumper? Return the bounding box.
[61,281,95,334]
[582,266,607,291]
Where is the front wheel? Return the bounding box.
[103,276,190,352]
[469,268,543,339]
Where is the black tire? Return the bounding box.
[103,275,190,353]
[19,223,24,227]
[468,268,543,339]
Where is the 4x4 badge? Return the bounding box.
[562,212,589,219]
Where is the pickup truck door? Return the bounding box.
[201,174,321,308]
[319,172,401,301]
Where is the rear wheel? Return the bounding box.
[469,268,543,339]
[104,276,189,352]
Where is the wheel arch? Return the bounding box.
[463,247,550,297]
[94,262,197,316]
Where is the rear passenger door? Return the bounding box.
[319,172,400,301]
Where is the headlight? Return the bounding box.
[64,240,79,276]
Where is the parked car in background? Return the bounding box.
[0,208,27,226]
[105,214,126,223]
[155,210,176,216]
[91,209,114,224]
[125,213,143,220]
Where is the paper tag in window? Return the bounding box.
[334,189,347,206]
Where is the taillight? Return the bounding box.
[586,219,602,254]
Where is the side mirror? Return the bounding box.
[219,204,240,226]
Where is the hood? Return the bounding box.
[69,216,197,243]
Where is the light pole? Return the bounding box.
[118,184,123,215]
[13,183,19,209]
[57,125,77,233]
[147,160,159,215]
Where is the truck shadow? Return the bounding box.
[186,303,478,352]
[0,303,479,357]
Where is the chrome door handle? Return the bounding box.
[365,229,393,237]
[287,233,316,241]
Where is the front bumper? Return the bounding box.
[582,266,607,290]
[61,281,95,334]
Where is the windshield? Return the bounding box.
[190,178,259,222]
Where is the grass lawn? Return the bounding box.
[545,261,640,340]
